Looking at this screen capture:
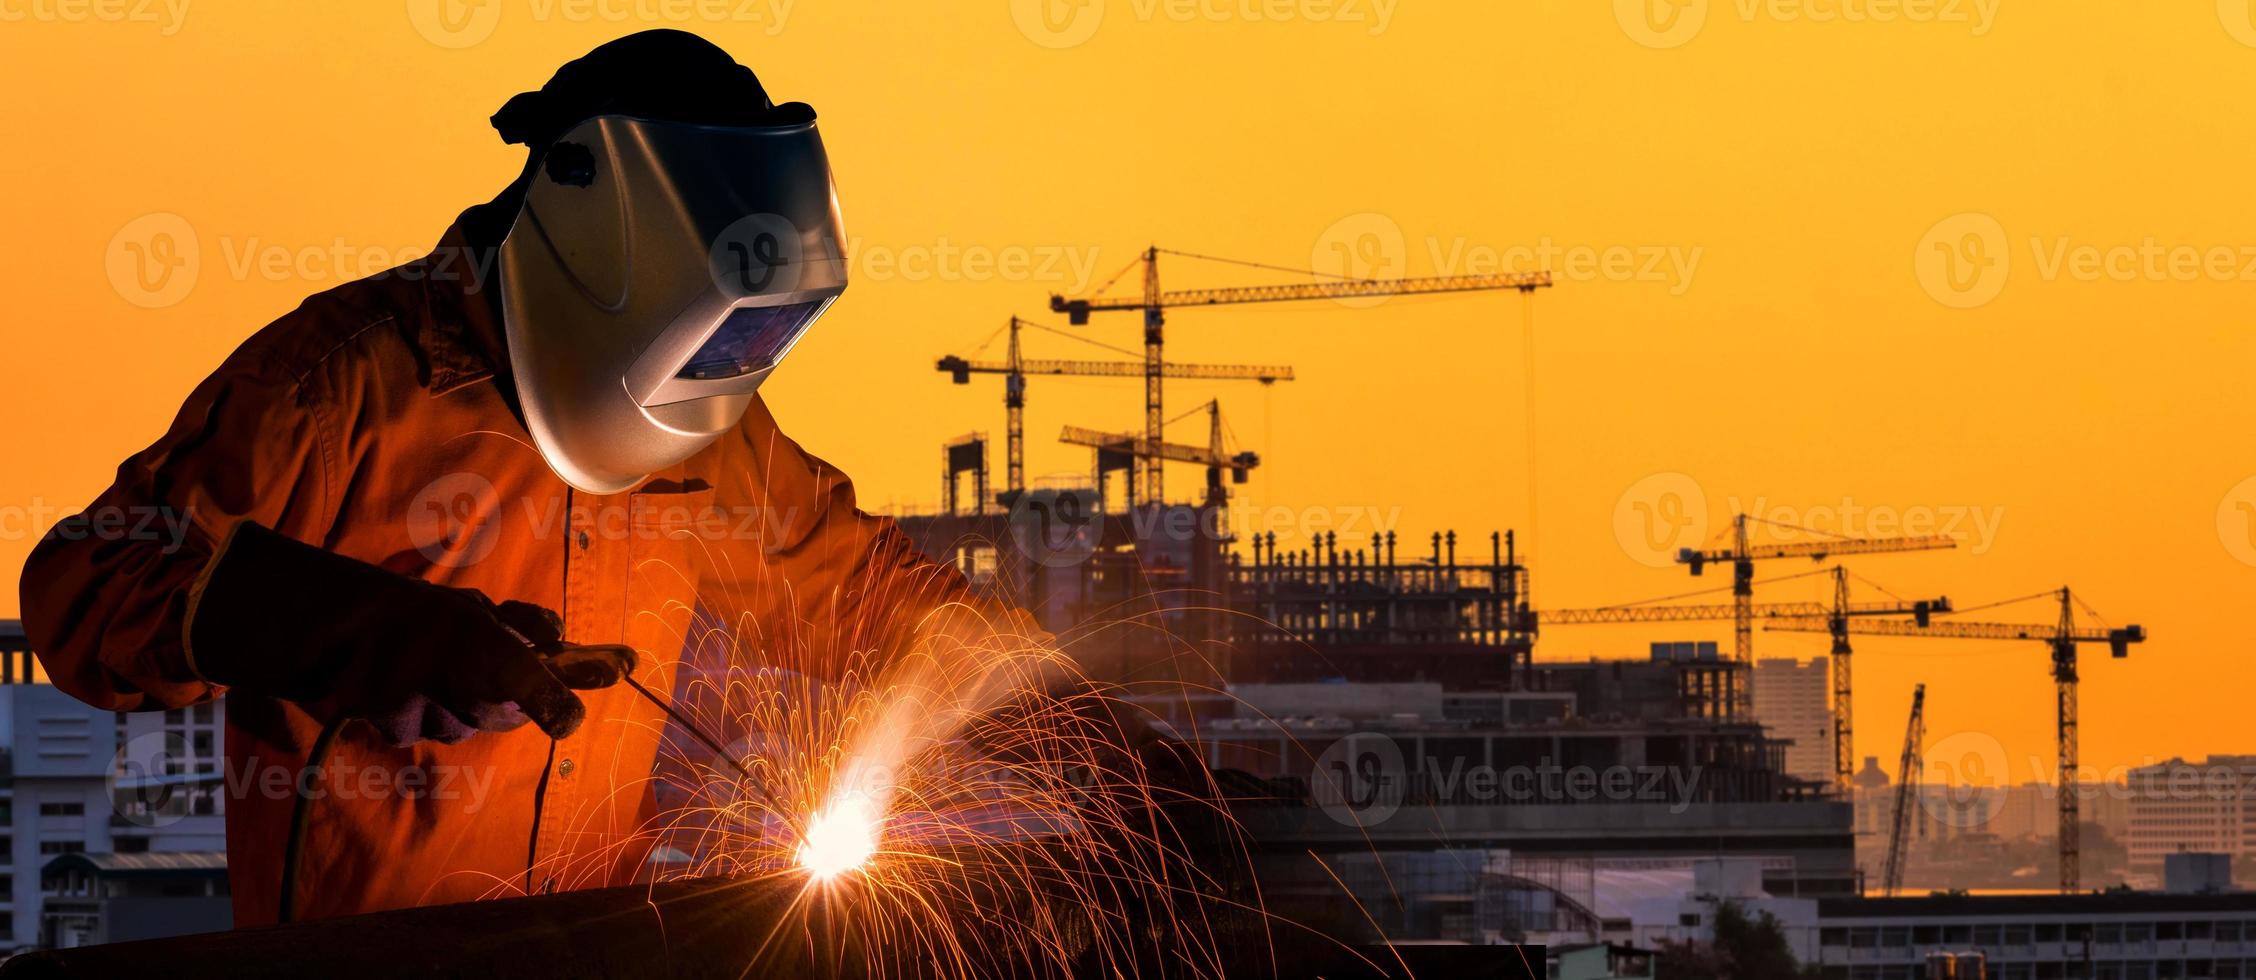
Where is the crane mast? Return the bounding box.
[1675,514,1955,718]
[939,316,1290,503]
[1768,587,2145,893]
[1882,683,1926,897]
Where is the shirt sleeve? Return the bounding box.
[19,335,336,710]
[707,396,1053,683]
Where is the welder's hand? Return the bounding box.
[185,521,614,746]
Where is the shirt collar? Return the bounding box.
[416,221,511,396]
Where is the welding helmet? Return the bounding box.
[496,108,848,494]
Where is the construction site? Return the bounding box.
[888,245,2174,966]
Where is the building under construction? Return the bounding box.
[894,496,1859,912]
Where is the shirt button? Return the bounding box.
[576,531,591,550]
[557,758,576,778]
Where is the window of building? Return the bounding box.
[38,801,85,817]
[2159,921,2183,941]
[114,836,150,854]
[38,840,84,855]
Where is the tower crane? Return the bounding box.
[1050,247,1551,503]
[1882,683,1926,898]
[1677,514,1956,715]
[1060,400,1258,510]
[1767,587,2146,893]
[1538,568,1948,786]
[939,317,1290,503]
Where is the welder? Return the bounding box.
[20,31,1037,924]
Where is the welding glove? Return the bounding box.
[184,521,613,746]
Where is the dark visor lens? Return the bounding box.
[675,301,826,380]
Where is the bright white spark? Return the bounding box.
[797,798,879,881]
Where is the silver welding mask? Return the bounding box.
[498,113,847,494]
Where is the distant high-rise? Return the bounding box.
[2127,756,2256,875]
[1753,657,1833,786]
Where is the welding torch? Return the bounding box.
[537,642,759,786]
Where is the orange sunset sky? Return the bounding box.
[2,1,2253,783]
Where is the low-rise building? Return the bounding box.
[1812,890,2256,980]
[38,851,229,948]
[0,647,120,955]
[1,620,230,955]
